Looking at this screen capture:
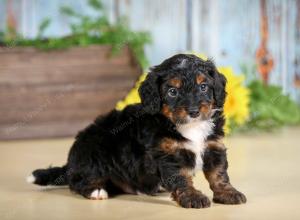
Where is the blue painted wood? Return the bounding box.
[0,0,7,31]
[117,0,188,66]
[0,0,299,102]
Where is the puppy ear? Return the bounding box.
[138,71,161,114]
[206,59,227,108]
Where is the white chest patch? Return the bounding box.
[177,119,214,171]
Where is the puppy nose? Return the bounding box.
[188,108,200,118]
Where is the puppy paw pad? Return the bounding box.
[213,190,246,204]
[99,189,108,199]
[90,189,108,200]
[175,190,211,209]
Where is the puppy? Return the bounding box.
[27,54,246,208]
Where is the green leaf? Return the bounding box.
[37,18,51,39]
[0,31,4,43]
[88,0,103,10]
[60,6,81,18]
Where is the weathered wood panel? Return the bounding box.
[0,46,141,140]
[0,46,139,85]
[117,0,188,66]
[0,1,6,31]
[191,0,299,102]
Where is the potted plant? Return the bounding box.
[0,0,151,140]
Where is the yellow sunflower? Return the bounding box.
[218,67,250,133]
[115,74,146,110]
[116,56,250,134]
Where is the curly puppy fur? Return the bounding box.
[28,54,246,208]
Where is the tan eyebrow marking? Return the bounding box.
[196,74,206,84]
[169,78,182,88]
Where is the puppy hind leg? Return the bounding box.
[68,172,109,200]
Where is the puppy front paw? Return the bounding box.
[213,189,246,204]
[173,189,211,209]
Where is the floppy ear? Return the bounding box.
[138,71,161,114]
[206,59,227,108]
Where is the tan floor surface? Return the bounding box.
[0,127,300,220]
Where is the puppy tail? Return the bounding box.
[26,165,68,186]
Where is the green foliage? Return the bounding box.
[0,0,151,69]
[60,6,81,18]
[0,26,17,43]
[37,18,51,39]
[0,31,4,42]
[241,80,300,131]
[97,18,151,69]
[88,0,103,10]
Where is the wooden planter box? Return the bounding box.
[0,46,141,140]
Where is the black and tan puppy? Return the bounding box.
[27,54,246,208]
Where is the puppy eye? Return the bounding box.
[168,88,178,97]
[200,83,208,92]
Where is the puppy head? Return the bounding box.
[139,54,226,124]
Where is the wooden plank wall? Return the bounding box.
[0,0,299,102]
